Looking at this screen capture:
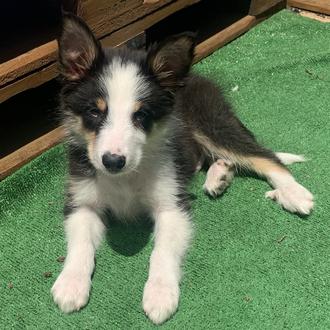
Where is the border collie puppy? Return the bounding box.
[51,14,314,324]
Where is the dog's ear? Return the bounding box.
[147,33,196,89]
[58,13,102,81]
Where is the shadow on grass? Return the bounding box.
[104,214,153,257]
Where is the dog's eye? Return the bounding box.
[133,110,153,131]
[89,108,100,118]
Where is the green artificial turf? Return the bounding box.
[1,10,330,329]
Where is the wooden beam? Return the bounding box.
[288,0,330,15]
[249,0,284,15]
[297,9,330,22]
[0,40,57,88]
[80,0,174,39]
[100,0,200,47]
[0,64,58,104]
[194,15,257,63]
[0,127,64,180]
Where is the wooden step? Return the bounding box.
[288,0,330,15]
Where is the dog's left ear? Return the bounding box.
[58,13,103,81]
[147,33,196,89]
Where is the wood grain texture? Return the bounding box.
[288,0,330,15]
[80,0,174,38]
[0,127,64,180]
[0,64,58,103]
[0,40,57,88]
[194,15,257,63]
[101,0,200,47]
[249,0,284,15]
[143,0,162,3]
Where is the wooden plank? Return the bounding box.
[0,127,64,180]
[288,0,330,15]
[79,0,156,20]
[0,64,58,104]
[298,9,330,22]
[194,15,257,63]
[101,0,200,47]
[249,0,284,16]
[80,0,173,39]
[0,40,57,88]
[144,0,162,3]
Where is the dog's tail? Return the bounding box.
[275,152,306,165]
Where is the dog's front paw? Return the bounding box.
[266,181,314,215]
[143,278,179,325]
[51,270,91,313]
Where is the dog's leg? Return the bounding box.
[248,157,314,215]
[143,208,192,324]
[194,131,313,215]
[203,159,234,197]
[51,207,105,313]
[221,153,313,215]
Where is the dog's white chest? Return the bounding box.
[97,173,147,219]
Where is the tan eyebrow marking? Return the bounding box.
[96,98,107,112]
[134,101,142,113]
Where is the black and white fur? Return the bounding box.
[51,14,314,324]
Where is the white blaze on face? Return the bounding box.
[95,58,149,172]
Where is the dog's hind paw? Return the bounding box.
[51,270,91,313]
[266,181,314,215]
[203,159,234,197]
[143,278,179,325]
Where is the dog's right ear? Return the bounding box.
[147,32,196,90]
[58,13,102,81]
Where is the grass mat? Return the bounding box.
[1,10,330,329]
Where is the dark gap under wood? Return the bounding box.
[146,0,250,45]
[0,1,62,64]
[0,79,61,158]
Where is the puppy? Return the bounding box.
[51,14,314,324]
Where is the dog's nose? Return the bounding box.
[102,153,126,172]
